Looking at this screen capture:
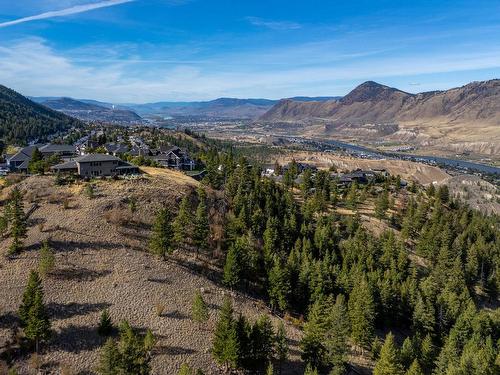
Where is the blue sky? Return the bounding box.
[1,0,500,102]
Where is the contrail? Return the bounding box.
[0,0,135,28]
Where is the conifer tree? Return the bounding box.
[97,309,113,336]
[268,258,290,312]
[266,362,274,375]
[275,321,288,374]
[223,243,241,289]
[7,187,26,255]
[23,280,51,352]
[117,321,151,375]
[324,295,349,375]
[212,297,239,370]
[149,207,174,259]
[373,332,403,375]
[173,196,192,248]
[193,192,210,253]
[38,241,55,278]
[405,360,424,375]
[375,189,390,219]
[19,270,43,327]
[303,364,318,375]
[191,290,209,325]
[97,338,120,375]
[348,278,375,349]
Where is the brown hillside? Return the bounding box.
[0,173,304,375]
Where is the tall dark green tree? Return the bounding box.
[193,191,210,253]
[149,207,174,259]
[212,297,239,370]
[275,321,288,374]
[373,332,403,375]
[348,278,375,349]
[23,274,51,352]
[173,196,192,248]
[7,187,26,255]
[19,270,43,327]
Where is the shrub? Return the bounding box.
[155,303,166,317]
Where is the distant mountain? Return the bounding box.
[259,80,500,156]
[0,85,82,145]
[32,97,142,124]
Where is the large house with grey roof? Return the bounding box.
[51,154,139,177]
[153,146,195,170]
[6,144,77,172]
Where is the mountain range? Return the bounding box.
[30,96,338,120]
[259,80,500,156]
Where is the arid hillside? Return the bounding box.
[258,80,500,157]
[0,171,304,375]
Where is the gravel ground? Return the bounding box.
[0,173,303,375]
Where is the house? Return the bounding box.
[38,144,76,158]
[104,143,130,156]
[153,146,195,170]
[6,144,78,172]
[51,154,139,177]
[6,145,39,171]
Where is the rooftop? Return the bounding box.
[76,154,122,163]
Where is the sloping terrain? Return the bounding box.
[0,85,82,145]
[0,172,303,374]
[259,80,500,156]
[36,97,142,124]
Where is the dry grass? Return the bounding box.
[0,175,304,375]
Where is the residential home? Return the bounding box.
[51,154,139,177]
[153,146,195,170]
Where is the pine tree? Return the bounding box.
[149,207,174,259]
[266,362,274,375]
[223,243,241,289]
[405,360,424,375]
[304,364,318,375]
[173,196,192,248]
[375,189,390,219]
[143,329,156,355]
[193,192,210,253]
[399,337,416,369]
[23,281,51,352]
[97,309,113,336]
[178,363,194,375]
[7,187,26,255]
[373,332,403,375]
[19,270,43,327]
[324,295,349,374]
[268,258,291,312]
[117,321,151,375]
[348,278,375,349]
[212,297,239,370]
[191,290,209,325]
[275,321,288,374]
[38,241,55,278]
[97,338,120,375]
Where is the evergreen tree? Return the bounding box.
[193,192,210,253]
[266,362,274,375]
[223,243,242,289]
[173,196,192,248]
[19,270,43,327]
[405,360,424,375]
[268,257,291,312]
[303,364,318,375]
[28,148,45,174]
[324,295,349,375]
[97,309,113,336]
[97,338,120,375]
[375,189,390,219]
[275,321,288,374]
[191,290,209,325]
[212,297,239,370]
[348,278,375,349]
[373,332,403,375]
[7,187,26,255]
[38,241,55,278]
[399,337,416,369]
[24,281,51,352]
[149,207,174,259]
[117,321,151,375]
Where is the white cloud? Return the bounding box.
[246,16,302,31]
[1,38,500,102]
[0,0,135,28]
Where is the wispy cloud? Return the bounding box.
[0,0,135,28]
[246,16,302,31]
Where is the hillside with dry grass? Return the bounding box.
[0,170,304,375]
